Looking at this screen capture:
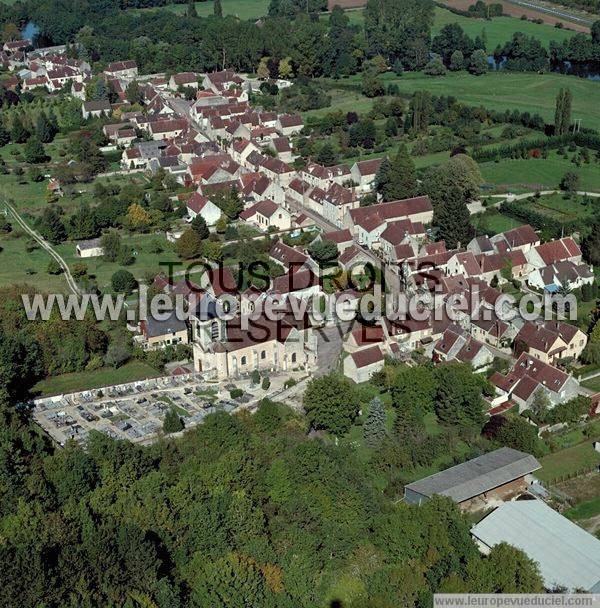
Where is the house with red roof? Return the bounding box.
[489,352,579,412]
[526,237,582,269]
[275,113,303,136]
[104,60,138,79]
[433,325,493,371]
[350,158,384,192]
[301,162,352,189]
[346,196,433,246]
[528,260,594,293]
[514,320,587,365]
[185,192,222,226]
[239,199,291,232]
[475,249,530,284]
[343,344,385,383]
[269,241,311,273]
[491,224,540,253]
[318,228,354,253]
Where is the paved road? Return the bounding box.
[503,0,594,25]
[4,200,81,296]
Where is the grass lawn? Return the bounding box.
[55,232,178,292]
[582,376,600,392]
[536,440,600,483]
[328,7,577,51]
[472,208,523,234]
[480,151,600,192]
[32,361,162,396]
[432,7,577,51]
[128,0,270,19]
[327,71,600,133]
[564,495,600,521]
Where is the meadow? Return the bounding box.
[480,150,600,191]
[331,6,578,50]
[129,0,270,18]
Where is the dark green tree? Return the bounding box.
[23,136,47,164]
[434,363,487,427]
[363,396,387,447]
[163,408,184,433]
[37,207,66,244]
[191,214,210,240]
[10,116,29,144]
[187,0,198,18]
[35,113,57,143]
[554,87,572,136]
[214,0,223,17]
[303,373,360,435]
[377,144,417,201]
[111,269,138,294]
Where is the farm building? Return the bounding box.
[404,447,541,510]
[471,500,600,592]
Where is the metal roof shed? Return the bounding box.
[471,500,600,592]
[404,447,541,504]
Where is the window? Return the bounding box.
[261,350,266,360]
[241,356,247,365]
[291,353,297,364]
[211,320,219,339]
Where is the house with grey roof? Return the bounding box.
[471,500,600,592]
[404,447,541,510]
[138,310,189,350]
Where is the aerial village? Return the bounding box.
[3,35,600,594]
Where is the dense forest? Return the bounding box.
[0,283,548,606]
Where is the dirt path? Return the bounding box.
[4,200,81,296]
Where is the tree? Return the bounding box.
[47,259,63,275]
[434,196,473,248]
[470,543,543,593]
[581,222,600,266]
[187,0,198,18]
[376,145,417,201]
[163,408,185,433]
[176,229,203,259]
[432,23,474,65]
[423,154,482,208]
[363,396,386,447]
[191,214,209,240]
[560,170,579,192]
[101,231,123,263]
[278,57,293,79]
[111,269,138,294]
[303,373,360,435]
[257,57,270,80]
[424,54,447,76]
[23,137,48,164]
[36,113,57,144]
[316,142,337,166]
[434,363,487,427]
[37,208,66,244]
[125,80,143,105]
[104,340,132,368]
[449,50,464,71]
[592,20,600,44]
[10,116,29,144]
[126,204,151,228]
[0,124,9,147]
[469,49,488,75]
[554,87,572,136]
[214,0,223,17]
[307,239,338,267]
[361,68,384,98]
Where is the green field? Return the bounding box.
[536,441,600,483]
[319,71,600,132]
[564,495,600,521]
[432,7,577,51]
[129,0,270,19]
[328,6,577,50]
[473,208,523,234]
[32,360,162,396]
[480,151,600,192]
